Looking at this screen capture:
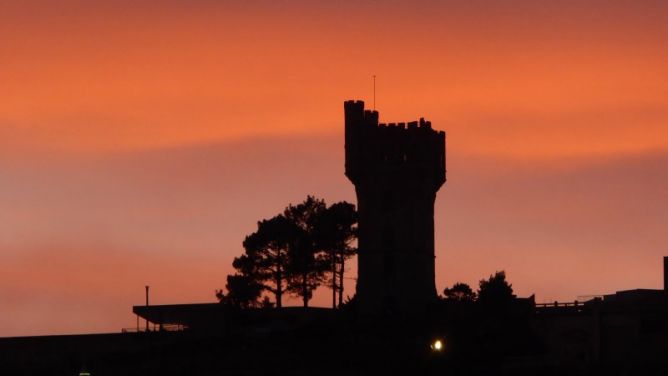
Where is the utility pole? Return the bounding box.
[145,285,149,331]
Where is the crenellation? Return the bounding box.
[363,109,379,127]
[345,105,445,183]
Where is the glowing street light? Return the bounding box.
[430,339,444,351]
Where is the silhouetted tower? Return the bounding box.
[344,100,446,314]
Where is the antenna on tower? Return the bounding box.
[373,75,376,111]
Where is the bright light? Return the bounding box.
[431,339,443,351]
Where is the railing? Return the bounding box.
[535,301,582,308]
[535,296,604,309]
[121,324,187,333]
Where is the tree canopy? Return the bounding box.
[443,282,477,302]
[477,271,515,305]
[221,196,357,309]
[314,201,357,308]
[217,274,263,309]
[283,196,328,307]
[239,214,298,308]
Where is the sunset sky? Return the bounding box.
[1,1,667,337]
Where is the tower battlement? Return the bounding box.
[343,99,446,315]
[344,100,446,189]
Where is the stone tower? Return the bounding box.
[344,100,446,315]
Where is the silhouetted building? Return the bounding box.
[534,257,668,369]
[344,100,446,314]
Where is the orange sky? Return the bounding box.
[1,1,667,336]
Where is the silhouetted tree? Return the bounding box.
[221,274,263,308]
[215,289,225,302]
[338,293,357,312]
[478,271,515,305]
[226,196,357,309]
[242,214,298,308]
[443,282,477,302]
[260,296,274,309]
[217,252,265,308]
[283,196,328,307]
[315,201,357,308]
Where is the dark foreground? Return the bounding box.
[2,299,668,375]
